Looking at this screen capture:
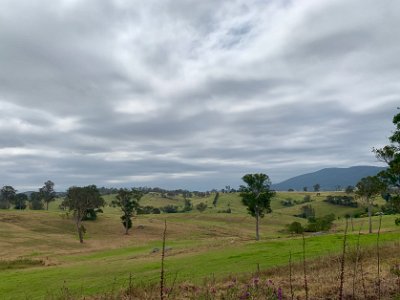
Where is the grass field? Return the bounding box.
[0,192,398,299]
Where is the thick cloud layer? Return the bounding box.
[0,0,397,191]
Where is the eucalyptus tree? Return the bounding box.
[14,193,28,210]
[40,180,56,210]
[0,185,17,209]
[355,176,386,233]
[374,109,400,215]
[29,192,44,210]
[62,185,105,243]
[239,173,275,241]
[112,188,143,235]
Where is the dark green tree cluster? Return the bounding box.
[0,180,56,211]
[324,195,358,207]
[288,214,335,233]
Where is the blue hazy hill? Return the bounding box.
[272,166,386,191]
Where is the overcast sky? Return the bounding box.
[0,0,398,191]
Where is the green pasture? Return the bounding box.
[0,191,398,299]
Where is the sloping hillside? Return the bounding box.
[272,166,385,191]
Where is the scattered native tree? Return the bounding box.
[0,185,17,209]
[29,192,44,210]
[40,180,56,210]
[296,204,315,219]
[212,192,219,208]
[374,109,400,216]
[14,193,28,210]
[355,176,386,233]
[239,173,275,241]
[313,183,321,192]
[62,185,105,243]
[303,186,308,192]
[112,188,143,235]
[182,198,193,212]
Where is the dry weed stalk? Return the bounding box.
[352,222,364,299]
[160,220,167,300]
[302,234,309,300]
[339,219,348,299]
[289,250,294,300]
[377,215,382,300]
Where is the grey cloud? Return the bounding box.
[0,0,397,191]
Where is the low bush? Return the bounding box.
[287,221,304,234]
[161,205,179,213]
[196,202,207,212]
[305,214,335,232]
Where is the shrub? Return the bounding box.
[287,221,304,234]
[181,199,193,212]
[137,205,156,215]
[395,218,400,226]
[196,202,207,212]
[305,214,335,232]
[281,198,294,207]
[161,205,179,213]
[152,207,161,214]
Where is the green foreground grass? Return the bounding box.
[0,192,398,299]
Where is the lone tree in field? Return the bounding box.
[112,188,143,235]
[240,173,275,241]
[355,176,386,233]
[374,109,400,214]
[62,185,105,243]
[313,183,321,192]
[0,185,17,209]
[212,192,219,208]
[40,180,56,210]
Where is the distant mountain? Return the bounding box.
[272,166,386,191]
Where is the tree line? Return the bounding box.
[0,180,56,211]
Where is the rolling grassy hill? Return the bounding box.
[0,191,398,299]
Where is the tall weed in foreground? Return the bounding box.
[352,222,363,299]
[302,233,309,300]
[160,220,167,300]
[377,215,382,300]
[289,250,294,300]
[339,219,348,299]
